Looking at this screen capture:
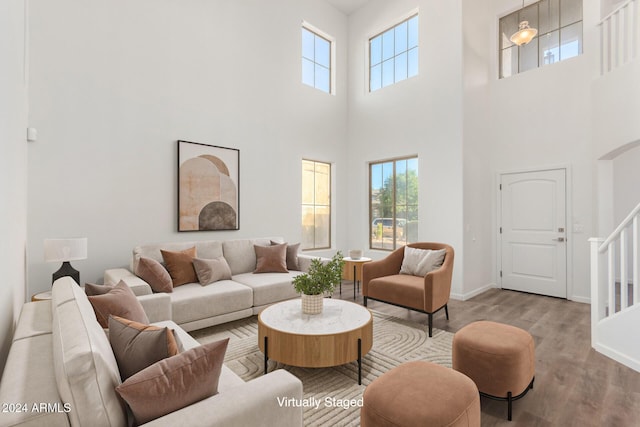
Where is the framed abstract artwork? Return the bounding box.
[177,140,240,231]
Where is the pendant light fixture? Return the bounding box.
[510,0,538,46]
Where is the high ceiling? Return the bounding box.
[325,0,371,15]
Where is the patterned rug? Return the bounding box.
[190,310,453,427]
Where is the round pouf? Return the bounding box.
[452,321,535,421]
[361,360,480,427]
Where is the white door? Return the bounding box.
[500,169,567,298]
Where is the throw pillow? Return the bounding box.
[161,247,198,287]
[115,338,229,425]
[135,257,173,293]
[192,257,232,285]
[270,240,301,271]
[399,247,447,277]
[84,283,114,296]
[254,243,288,273]
[87,281,149,328]
[108,315,181,380]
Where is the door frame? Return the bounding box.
[496,164,573,300]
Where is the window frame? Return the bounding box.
[301,158,332,251]
[369,155,419,251]
[302,22,336,94]
[367,11,419,93]
[498,0,583,79]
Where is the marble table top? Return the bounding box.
[259,298,371,335]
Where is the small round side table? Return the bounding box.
[31,291,52,302]
[342,257,372,299]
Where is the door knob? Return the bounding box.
[552,237,565,242]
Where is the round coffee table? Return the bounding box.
[258,298,373,384]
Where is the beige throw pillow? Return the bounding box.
[136,257,173,293]
[115,338,229,425]
[161,247,198,287]
[108,315,181,380]
[254,243,288,273]
[399,247,447,277]
[192,257,232,285]
[87,281,149,328]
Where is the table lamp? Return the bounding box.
[44,238,87,285]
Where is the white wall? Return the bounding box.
[0,0,29,375]
[27,0,349,294]
[461,0,495,299]
[346,0,465,296]
[613,144,640,223]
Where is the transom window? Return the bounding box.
[369,14,419,92]
[302,159,331,250]
[499,0,583,78]
[370,157,418,250]
[302,25,332,93]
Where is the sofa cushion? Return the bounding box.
[136,257,173,293]
[11,301,53,341]
[161,247,198,287]
[108,316,181,380]
[88,280,149,328]
[52,277,127,427]
[193,256,233,285]
[400,246,446,276]
[116,338,229,425]
[232,272,301,307]
[223,238,271,275]
[254,243,288,273]
[169,281,253,325]
[132,240,224,274]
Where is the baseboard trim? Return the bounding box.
[594,342,640,373]
[569,295,591,304]
[450,283,496,301]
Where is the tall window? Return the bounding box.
[499,0,582,78]
[302,160,331,250]
[369,14,418,92]
[370,157,418,250]
[302,25,332,93]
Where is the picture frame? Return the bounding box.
[177,140,240,232]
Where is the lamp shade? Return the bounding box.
[510,21,537,46]
[44,238,88,262]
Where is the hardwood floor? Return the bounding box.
[334,282,640,426]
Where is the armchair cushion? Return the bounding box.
[400,247,446,277]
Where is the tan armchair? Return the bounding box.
[362,242,454,337]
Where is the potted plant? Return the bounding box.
[293,251,345,314]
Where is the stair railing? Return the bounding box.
[599,0,640,75]
[590,202,640,346]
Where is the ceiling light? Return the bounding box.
[510,20,538,46]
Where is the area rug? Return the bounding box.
[190,311,453,427]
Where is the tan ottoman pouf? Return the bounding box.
[452,321,535,421]
[361,360,480,427]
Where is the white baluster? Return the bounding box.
[621,228,628,310]
[634,216,639,305]
[609,242,616,316]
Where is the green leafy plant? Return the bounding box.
[293,251,345,296]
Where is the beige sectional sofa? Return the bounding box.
[0,277,303,427]
[104,237,318,332]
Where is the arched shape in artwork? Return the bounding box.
[199,201,237,230]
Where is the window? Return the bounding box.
[369,14,418,92]
[370,157,418,250]
[499,0,582,78]
[302,159,331,250]
[302,25,332,93]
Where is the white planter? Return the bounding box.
[301,293,323,315]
